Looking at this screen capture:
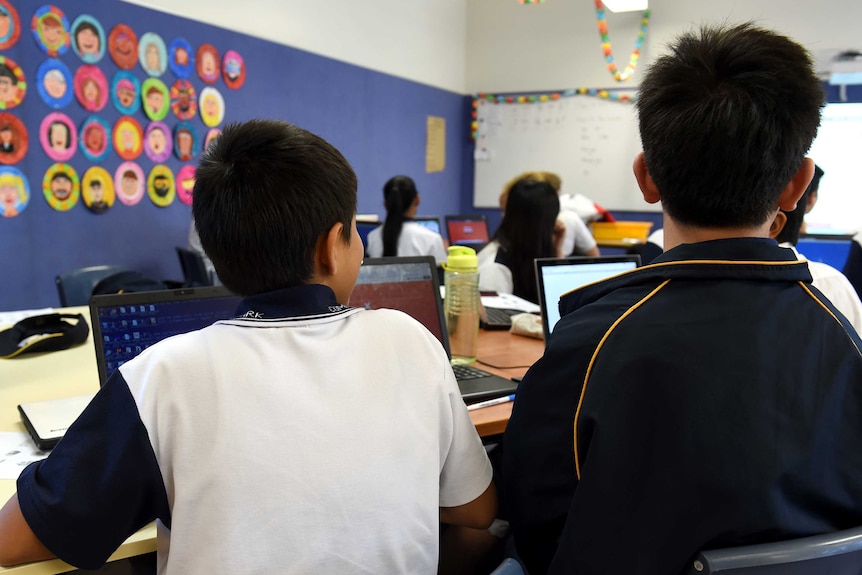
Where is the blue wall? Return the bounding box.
[1,0,471,310]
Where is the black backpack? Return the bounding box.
[92,270,167,296]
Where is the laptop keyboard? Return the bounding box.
[452,363,492,380]
[481,307,523,330]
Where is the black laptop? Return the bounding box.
[351,256,518,403]
[445,215,490,251]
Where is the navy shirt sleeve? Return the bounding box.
[16,371,170,570]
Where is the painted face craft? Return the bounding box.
[79,116,111,162]
[0,1,21,50]
[40,112,77,162]
[196,43,220,84]
[222,50,245,89]
[111,71,140,115]
[32,5,69,56]
[0,57,26,111]
[144,121,172,162]
[141,78,169,121]
[148,165,175,207]
[170,80,197,120]
[74,65,108,112]
[113,116,143,161]
[139,32,167,77]
[114,161,144,206]
[176,164,195,206]
[0,113,27,165]
[108,24,138,69]
[204,127,221,152]
[37,59,72,109]
[70,15,105,63]
[173,122,197,162]
[0,167,29,217]
[199,87,224,128]
[42,162,79,212]
[169,37,194,79]
[82,166,114,214]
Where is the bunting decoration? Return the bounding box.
[595,0,650,82]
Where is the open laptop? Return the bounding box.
[350,256,518,403]
[413,216,442,236]
[446,215,490,251]
[535,255,640,343]
[18,286,242,449]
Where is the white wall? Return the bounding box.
[466,0,862,94]
[120,0,469,93]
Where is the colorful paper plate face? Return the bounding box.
[144,121,172,162]
[168,37,193,79]
[42,162,79,211]
[222,50,245,89]
[0,1,22,51]
[148,164,175,207]
[113,115,142,161]
[170,79,196,120]
[141,77,169,121]
[199,87,224,128]
[0,166,29,217]
[82,166,114,214]
[79,116,111,162]
[70,15,105,64]
[173,122,197,162]
[0,112,27,165]
[40,112,76,162]
[108,24,137,69]
[203,127,221,153]
[114,161,144,206]
[0,56,26,111]
[138,32,166,77]
[196,43,220,84]
[111,70,140,115]
[176,164,195,205]
[32,5,69,56]
[74,64,108,112]
[36,58,72,109]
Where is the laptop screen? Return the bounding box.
[413,216,442,236]
[536,256,640,342]
[89,286,242,386]
[446,216,490,246]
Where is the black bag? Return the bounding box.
[92,271,167,296]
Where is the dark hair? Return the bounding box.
[74,21,99,45]
[51,172,71,183]
[776,164,825,245]
[636,23,824,228]
[381,175,418,257]
[494,179,560,303]
[193,119,357,296]
[0,64,15,84]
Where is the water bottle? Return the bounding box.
[444,245,480,365]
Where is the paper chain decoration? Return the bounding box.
[595,0,650,82]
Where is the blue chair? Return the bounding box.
[685,526,862,574]
[489,558,525,575]
[55,265,133,307]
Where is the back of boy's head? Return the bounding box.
[636,23,824,228]
[192,119,357,296]
[776,164,825,245]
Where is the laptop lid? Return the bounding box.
[89,286,242,386]
[413,216,442,236]
[535,255,640,342]
[445,215,490,248]
[351,256,518,402]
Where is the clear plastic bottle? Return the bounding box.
[443,245,480,364]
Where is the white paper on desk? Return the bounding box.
[0,432,50,480]
[482,293,541,314]
[0,307,55,329]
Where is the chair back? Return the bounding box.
[55,265,132,307]
[176,247,213,287]
[686,526,862,574]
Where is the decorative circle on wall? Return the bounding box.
[114,161,144,206]
[31,5,69,57]
[40,112,77,162]
[81,166,114,214]
[0,56,26,110]
[0,1,22,51]
[173,122,197,162]
[169,79,196,120]
[0,166,29,217]
[138,32,167,77]
[112,115,143,161]
[176,164,195,205]
[222,50,245,90]
[79,115,111,162]
[73,64,108,112]
[144,121,172,162]
[168,37,193,79]
[203,127,221,153]
[70,14,105,64]
[111,70,140,115]
[108,23,138,69]
[147,164,175,207]
[196,43,220,84]
[42,162,79,212]
[0,113,27,165]
[199,86,224,128]
[36,58,72,109]
[141,77,169,121]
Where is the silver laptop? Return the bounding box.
[535,255,640,343]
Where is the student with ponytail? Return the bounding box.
[366,175,447,263]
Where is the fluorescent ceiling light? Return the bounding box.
[602,0,648,12]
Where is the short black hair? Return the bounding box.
[776,164,825,245]
[192,119,357,296]
[51,172,71,183]
[74,21,99,43]
[636,23,824,228]
[0,64,15,84]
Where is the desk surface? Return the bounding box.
[0,307,543,573]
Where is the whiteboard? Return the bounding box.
[473,95,652,212]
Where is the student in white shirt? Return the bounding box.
[365,175,447,264]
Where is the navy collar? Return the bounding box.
[234,284,349,320]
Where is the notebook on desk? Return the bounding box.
[535,255,640,343]
[351,256,519,403]
[18,286,242,449]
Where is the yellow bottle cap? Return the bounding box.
[443,245,478,272]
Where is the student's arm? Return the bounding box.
[584,245,600,257]
[440,482,497,529]
[0,493,55,566]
